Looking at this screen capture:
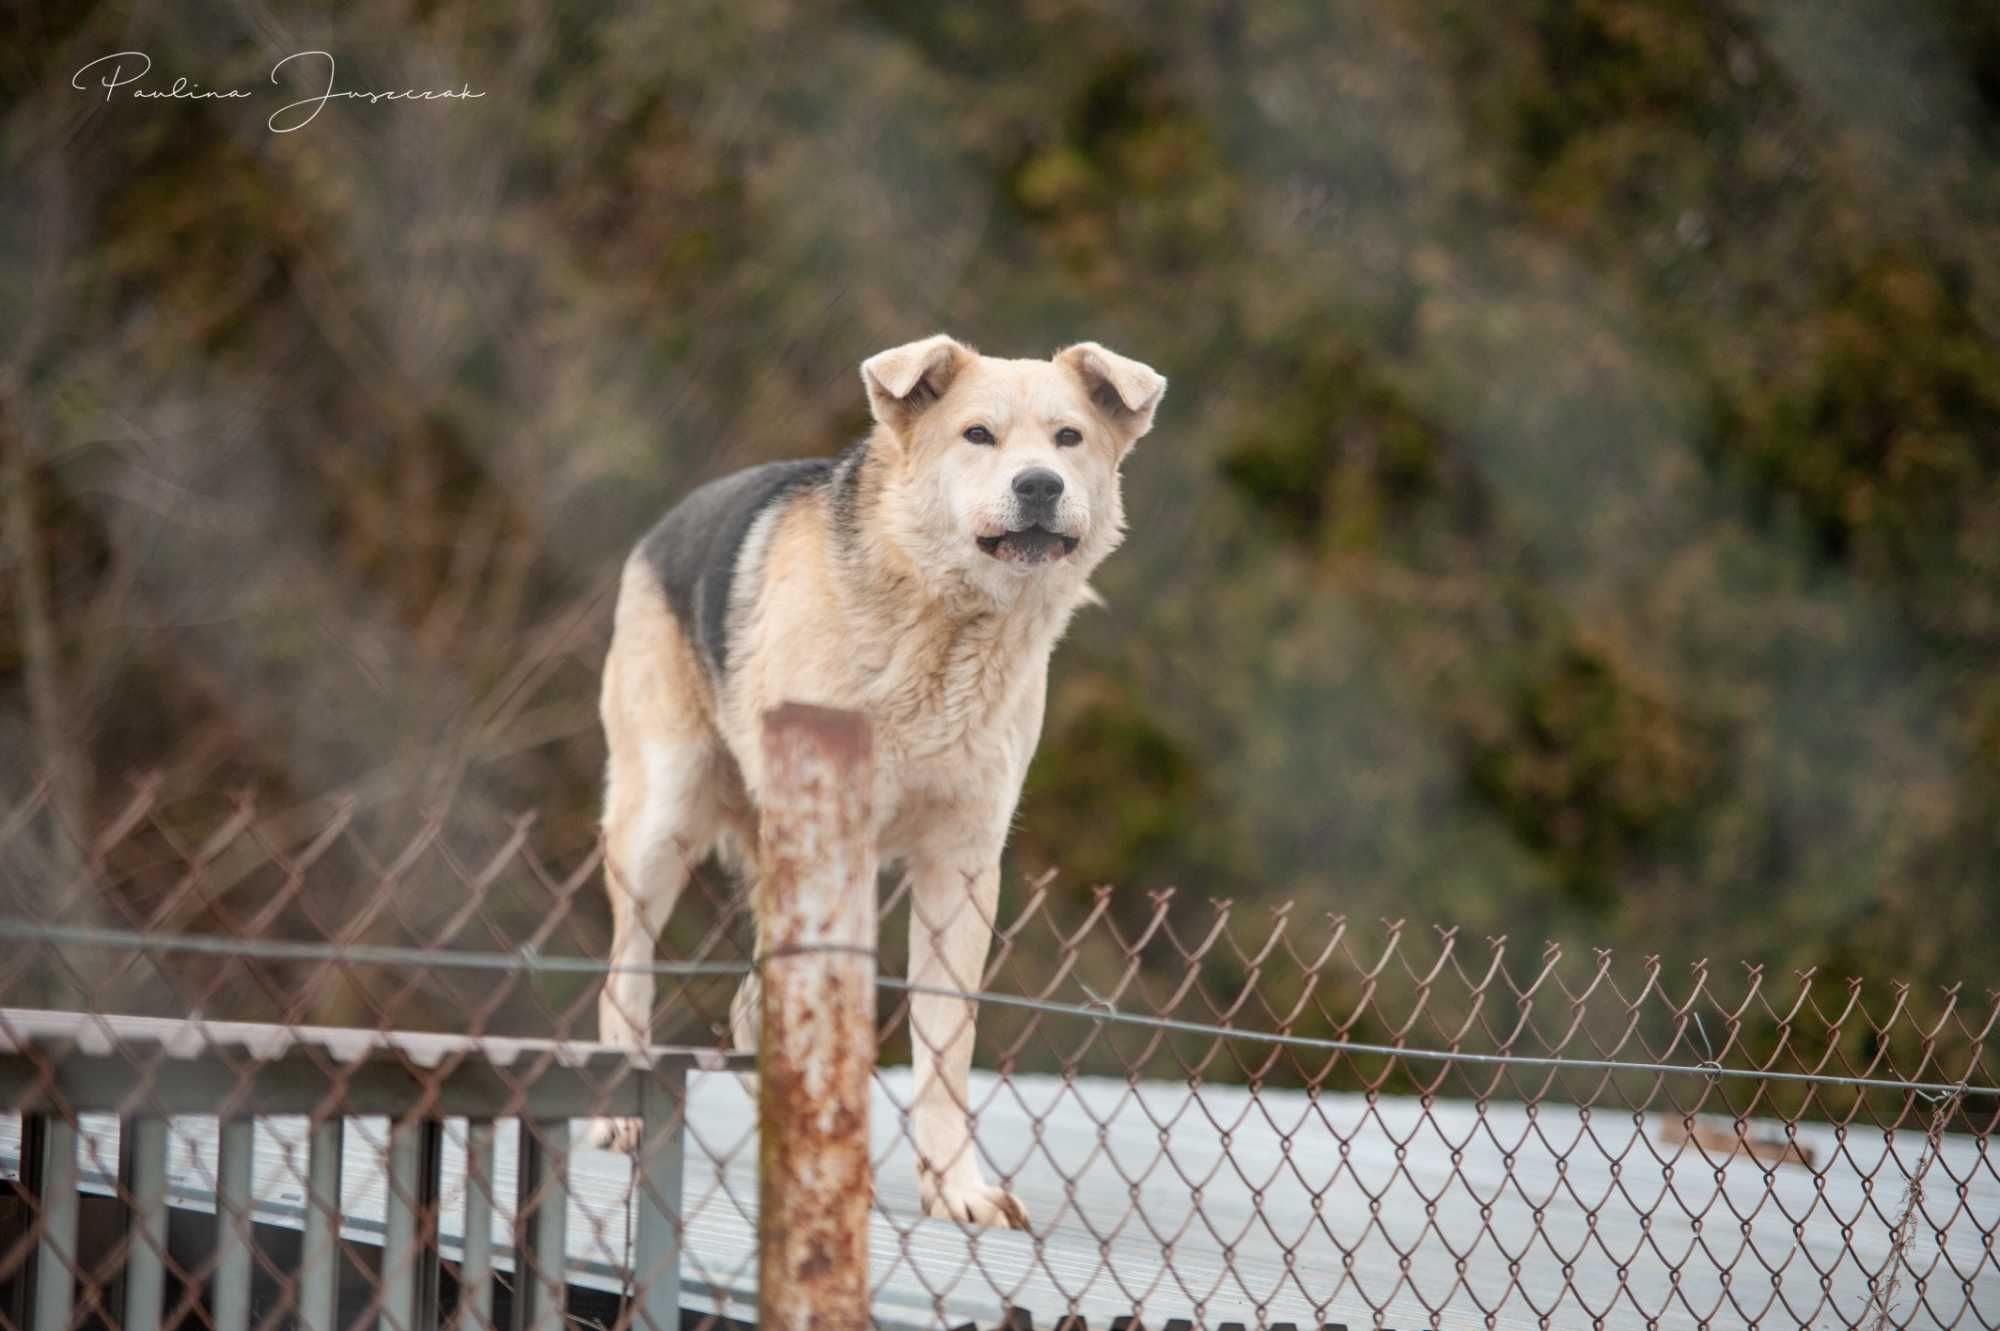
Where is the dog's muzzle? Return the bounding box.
[978,468,1079,564]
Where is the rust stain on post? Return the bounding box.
[757,703,876,1331]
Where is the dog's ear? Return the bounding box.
[861,334,970,432]
[1059,342,1167,442]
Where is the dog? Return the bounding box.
[592,334,1165,1228]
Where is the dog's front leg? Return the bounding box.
[906,850,1029,1230]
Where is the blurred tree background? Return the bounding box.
[2,0,1998,1032]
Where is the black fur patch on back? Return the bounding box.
[827,437,870,551]
[638,459,833,676]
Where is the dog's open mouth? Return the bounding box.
[976,526,1080,563]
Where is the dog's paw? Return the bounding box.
[923,1180,1031,1231]
[588,1116,643,1154]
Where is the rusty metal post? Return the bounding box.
[756,703,876,1331]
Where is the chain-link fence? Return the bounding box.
[0,711,1996,1330]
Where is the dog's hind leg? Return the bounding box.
[597,744,703,1041]
[591,734,713,1151]
[591,572,721,1152]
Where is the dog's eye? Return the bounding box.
[1055,427,1083,447]
[963,425,995,445]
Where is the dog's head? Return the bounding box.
[860,335,1165,599]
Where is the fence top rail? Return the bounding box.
[0,1006,741,1072]
[0,1007,748,1118]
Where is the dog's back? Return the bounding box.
[637,458,834,680]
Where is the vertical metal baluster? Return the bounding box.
[30,1115,77,1331]
[380,1118,442,1331]
[415,1122,442,1331]
[119,1118,169,1331]
[10,1116,45,1331]
[212,1118,254,1331]
[632,1068,687,1331]
[380,1123,415,1331]
[298,1118,342,1331]
[454,1123,495,1331]
[510,1121,568,1331]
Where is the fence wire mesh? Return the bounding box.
[0,775,1995,1330]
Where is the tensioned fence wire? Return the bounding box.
[0,919,1991,1105]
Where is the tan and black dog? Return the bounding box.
[594,334,1165,1228]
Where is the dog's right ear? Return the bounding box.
[861,334,970,433]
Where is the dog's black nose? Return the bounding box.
[1013,468,1064,506]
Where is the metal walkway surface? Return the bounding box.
[5,1068,1994,1329]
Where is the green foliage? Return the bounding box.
[1220,339,1449,548]
[1722,251,2000,641]
[1466,634,1718,907]
[1017,684,1237,920]
[1514,0,1739,171]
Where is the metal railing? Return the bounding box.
[0,707,1996,1329]
[0,1008,738,1331]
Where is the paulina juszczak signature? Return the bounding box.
[71,50,483,133]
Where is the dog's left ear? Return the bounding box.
[1060,342,1167,443]
[862,334,970,434]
